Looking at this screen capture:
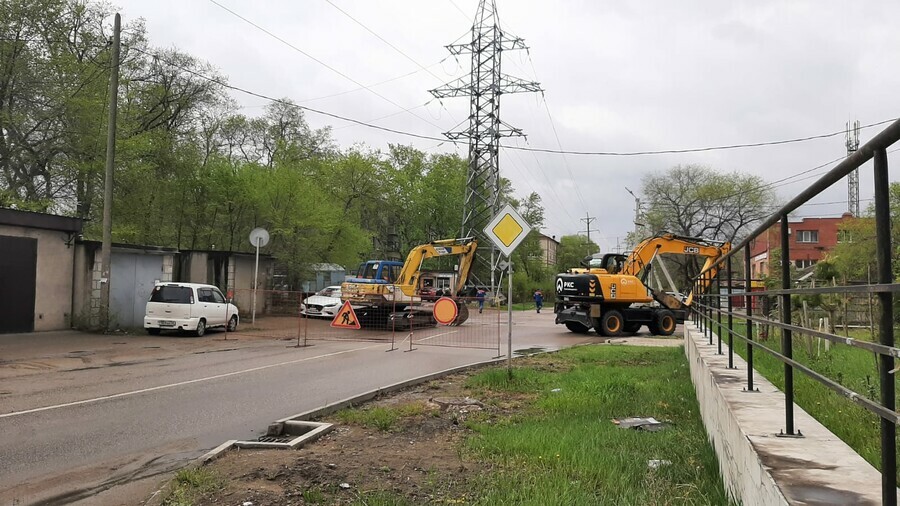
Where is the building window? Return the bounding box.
[794,259,817,269]
[837,230,852,243]
[796,230,819,243]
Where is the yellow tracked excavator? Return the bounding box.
[341,237,477,328]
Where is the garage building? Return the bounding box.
[0,208,83,334]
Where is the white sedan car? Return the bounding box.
[300,286,343,318]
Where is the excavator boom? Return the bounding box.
[394,237,477,297]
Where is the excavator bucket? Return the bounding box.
[450,301,469,326]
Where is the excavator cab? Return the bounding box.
[600,254,627,274]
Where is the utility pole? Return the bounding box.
[99,13,120,330]
[846,120,860,216]
[580,212,597,244]
[624,186,643,231]
[430,0,541,294]
[624,186,644,250]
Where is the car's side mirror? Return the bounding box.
[580,255,592,268]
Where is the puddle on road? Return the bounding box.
[514,347,546,356]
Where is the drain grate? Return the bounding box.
[257,435,294,443]
[233,420,334,450]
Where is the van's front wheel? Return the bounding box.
[194,319,206,337]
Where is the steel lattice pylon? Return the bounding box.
[430,0,540,290]
[846,120,861,216]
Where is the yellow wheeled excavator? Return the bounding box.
[554,232,730,336]
[341,237,477,328]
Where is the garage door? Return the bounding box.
[0,235,38,333]
[110,254,163,328]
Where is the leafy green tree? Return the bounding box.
[826,182,900,283]
[556,235,600,272]
[640,164,776,243]
[634,164,776,288]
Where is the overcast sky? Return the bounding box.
[115,0,900,253]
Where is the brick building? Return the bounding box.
[748,213,853,278]
[537,233,559,267]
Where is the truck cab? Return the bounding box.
[347,260,403,284]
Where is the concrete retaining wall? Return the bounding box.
[684,321,887,505]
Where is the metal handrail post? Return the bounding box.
[744,246,755,391]
[706,272,713,344]
[708,272,714,344]
[727,256,735,368]
[874,147,896,506]
[717,268,723,355]
[781,214,795,435]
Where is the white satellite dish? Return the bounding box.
[249,227,270,248]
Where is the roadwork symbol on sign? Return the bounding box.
[331,301,361,329]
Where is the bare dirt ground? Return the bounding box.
[148,335,684,505]
[156,369,529,505]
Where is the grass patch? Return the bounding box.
[335,402,426,432]
[462,346,730,505]
[711,321,898,479]
[162,467,224,506]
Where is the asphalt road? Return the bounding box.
[0,311,602,505]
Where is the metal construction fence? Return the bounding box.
[224,289,501,353]
[692,118,900,505]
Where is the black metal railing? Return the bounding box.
[691,118,900,505]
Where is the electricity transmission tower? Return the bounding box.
[846,120,860,216]
[430,0,541,291]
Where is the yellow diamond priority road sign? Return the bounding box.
[484,204,532,258]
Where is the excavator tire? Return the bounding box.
[597,310,624,337]
[564,321,591,334]
[654,310,677,336]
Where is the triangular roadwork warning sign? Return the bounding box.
[330,300,361,329]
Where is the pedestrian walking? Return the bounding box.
[533,289,543,313]
[476,288,486,314]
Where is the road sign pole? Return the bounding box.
[252,237,259,324]
[482,205,531,382]
[248,228,269,325]
[507,258,513,379]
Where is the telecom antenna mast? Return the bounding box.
[430,0,541,290]
[846,120,860,216]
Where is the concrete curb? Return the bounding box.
[197,355,507,465]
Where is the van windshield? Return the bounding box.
[150,286,193,304]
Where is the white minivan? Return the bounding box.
[144,282,239,336]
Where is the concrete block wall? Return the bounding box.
[684,322,889,505]
[88,248,103,328]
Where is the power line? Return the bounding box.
[501,117,899,156]
[446,0,472,23]
[322,0,460,125]
[207,0,445,131]
[132,46,900,172]
[500,143,577,224]
[294,59,449,104]
[323,0,452,88]
[130,46,452,142]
